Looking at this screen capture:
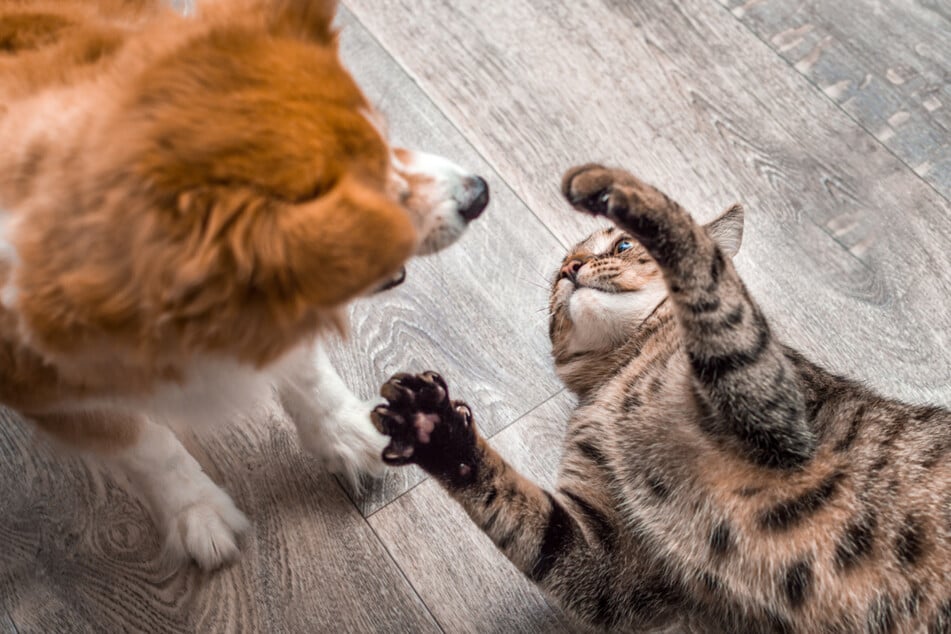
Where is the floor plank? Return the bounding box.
[0,407,438,633]
[329,8,567,515]
[342,0,951,407]
[2,1,949,631]
[0,612,16,634]
[719,0,951,198]
[369,391,580,633]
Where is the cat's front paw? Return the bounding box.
[371,371,479,486]
[562,163,620,216]
[562,164,690,261]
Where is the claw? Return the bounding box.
[380,381,412,405]
[382,442,415,465]
[370,406,403,434]
[453,401,472,428]
[420,371,447,391]
[580,188,612,215]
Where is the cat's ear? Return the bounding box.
[705,203,744,257]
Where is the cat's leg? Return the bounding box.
[372,372,678,629]
[32,409,249,570]
[562,164,814,469]
[275,342,388,486]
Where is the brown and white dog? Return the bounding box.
[0,0,488,569]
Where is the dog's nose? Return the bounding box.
[560,259,584,281]
[459,176,489,221]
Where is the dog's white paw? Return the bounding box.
[299,400,389,486]
[163,486,250,571]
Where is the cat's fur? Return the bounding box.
[373,164,951,633]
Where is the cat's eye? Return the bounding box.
[615,240,634,255]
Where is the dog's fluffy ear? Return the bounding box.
[168,174,416,315]
[262,173,416,307]
[266,0,339,44]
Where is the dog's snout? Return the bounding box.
[459,176,489,221]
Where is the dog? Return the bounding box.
[0,0,488,570]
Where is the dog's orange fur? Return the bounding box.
[0,0,420,426]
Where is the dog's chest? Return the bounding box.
[136,357,282,427]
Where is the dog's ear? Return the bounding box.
[167,175,416,316]
[258,173,417,307]
[266,0,339,44]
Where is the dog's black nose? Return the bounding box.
[459,176,489,221]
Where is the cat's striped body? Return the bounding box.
[375,165,950,632]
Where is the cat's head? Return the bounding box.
[548,204,744,366]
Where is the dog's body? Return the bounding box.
[0,0,487,569]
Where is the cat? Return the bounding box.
[371,164,950,633]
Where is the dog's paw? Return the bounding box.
[371,372,478,485]
[163,485,250,571]
[322,401,390,485]
[297,399,389,487]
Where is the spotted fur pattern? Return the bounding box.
[376,164,951,633]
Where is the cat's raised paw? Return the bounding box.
[561,163,658,225]
[562,163,618,216]
[562,164,690,258]
[372,372,479,485]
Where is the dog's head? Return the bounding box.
[5,0,487,371]
[127,0,488,294]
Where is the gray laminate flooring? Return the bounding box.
[1,1,949,631]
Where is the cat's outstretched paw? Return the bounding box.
[562,164,692,263]
[371,372,479,485]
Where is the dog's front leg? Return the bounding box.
[32,409,249,570]
[275,342,388,486]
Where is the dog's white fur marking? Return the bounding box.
[55,340,389,569]
[393,150,475,254]
[108,417,250,570]
[274,342,388,486]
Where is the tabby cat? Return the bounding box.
[372,164,951,633]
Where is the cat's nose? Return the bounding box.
[560,259,584,281]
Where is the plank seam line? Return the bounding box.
[714,1,951,207]
[484,387,568,442]
[360,514,447,634]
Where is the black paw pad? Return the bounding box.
[374,372,479,483]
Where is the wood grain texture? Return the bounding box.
[368,390,580,634]
[0,406,438,633]
[0,611,16,634]
[720,0,951,198]
[329,8,566,515]
[3,1,950,631]
[342,0,951,408]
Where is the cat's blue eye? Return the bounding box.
[615,240,633,254]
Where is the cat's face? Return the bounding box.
[549,226,668,356]
[549,205,744,357]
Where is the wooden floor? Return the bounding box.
[2,1,950,631]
